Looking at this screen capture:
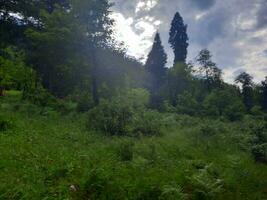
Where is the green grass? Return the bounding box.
[0,92,267,199]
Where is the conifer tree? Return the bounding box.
[146,32,167,91]
[169,12,189,64]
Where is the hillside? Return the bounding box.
[1,91,267,200]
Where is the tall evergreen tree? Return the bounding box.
[146,32,167,90]
[169,12,189,64]
[235,72,254,111]
[145,32,167,107]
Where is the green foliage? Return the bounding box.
[188,164,223,199]
[0,47,32,94]
[76,92,94,112]
[87,98,133,136]
[133,110,163,137]
[117,140,134,162]
[168,63,192,106]
[199,124,218,137]
[0,115,13,132]
[0,94,267,200]
[159,184,187,200]
[87,89,162,137]
[203,89,245,120]
[176,91,200,115]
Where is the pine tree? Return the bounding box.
[146,32,167,90]
[169,12,189,64]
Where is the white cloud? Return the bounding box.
[135,0,158,13]
[110,12,157,62]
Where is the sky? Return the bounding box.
[110,0,267,83]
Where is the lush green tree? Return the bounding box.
[26,7,85,97]
[176,91,200,115]
[235,72,254,112]
[203,89,245,120]
[0,47,33,96]
[167,63,192,106]
[196,49,222,91]
[169,12,189,64]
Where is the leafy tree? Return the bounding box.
[176,91,200,115]
[203,89,245,120]
[26,8,84,97]
[235,72,254,111]
[196,49,222,91]
[71,0,114,105]
[145,32,167,107]
[167,63,192,106]
[0,47,33,96]
[169,12,189,64]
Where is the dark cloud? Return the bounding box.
[263,49,267,57]
[187,0,216,10]
[256,0,267,29]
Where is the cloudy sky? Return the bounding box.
[110,0,267,83]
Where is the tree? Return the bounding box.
[25,0,114,100]
[71,0,114,105]
[146,32,167,90]
[260,77,267,111]
[167,63,192,106]
[235,72,254,111]
[196,49,222,91]
[169,12,189,64]
[203,89,245,120]
[145,32,167,107]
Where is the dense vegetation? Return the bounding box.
[1,0,267,199]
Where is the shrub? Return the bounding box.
[87,89,162,137]
[132,110,163,136]
[199,123,218,137]
[117,141,134,161]
[203,89,245,121]
[188,164,223,199]
[87,99,133,136]
[0,115,13,132]
[176,91,200,116]
[160,184,187,200]
[76,92,94,112]
[251,144,267,163]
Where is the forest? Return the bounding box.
[1,0,267,199]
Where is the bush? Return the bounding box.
[76,92,94,112]
[0,115,13,132]
[160,184,187,200]
[203,89,245,121]
[117,141,134,161]
[176,91,200,116]
[199,123,218,137]
[251,144,267,163]
[132,110,163,136]
[87,99,133,136]
[87,90,163,137]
